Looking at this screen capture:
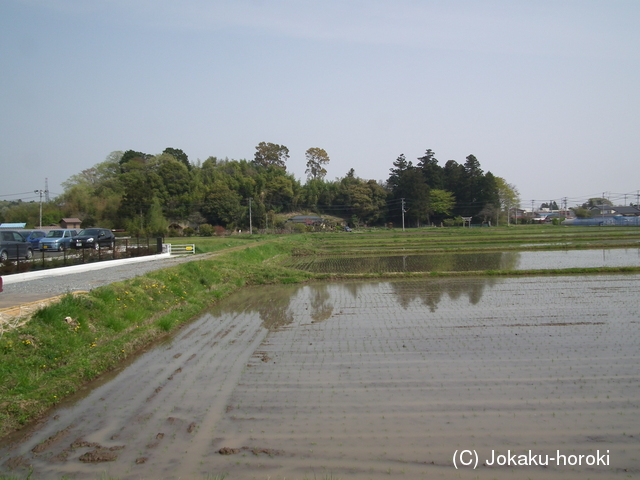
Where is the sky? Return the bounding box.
[1,0,639,209]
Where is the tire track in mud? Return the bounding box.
[0,309,268,479]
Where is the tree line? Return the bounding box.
[0,144,519,233]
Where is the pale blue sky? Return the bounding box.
[1,0,639,208]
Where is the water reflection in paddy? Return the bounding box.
[286,248,640,273]
[3,275,639,480]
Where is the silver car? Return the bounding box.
[39,229,78,252]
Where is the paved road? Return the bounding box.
[0,253,206,311]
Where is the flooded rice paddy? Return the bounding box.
[1,274,639,480]
[283,248,640,273]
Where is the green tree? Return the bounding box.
[402,167,431,226]
[582,198,612,209]
[429,189,456,222]
[305,147,330,181]
[116,154,163,229]
[571,206,593,218]
[388,154,430,226]
[495,177,520,225]
[59,151,124,227]
[147,197,169,236]
[201,181,242,227]
[253,142,289,170]
[443,160,465,196]
[477,171,500,224]
[156,155,192,221]
[417,149,443,189]
[335,175,387,226]
[119,150,151,170]
[162,147,191,170]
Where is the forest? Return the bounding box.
[0,144,519,234]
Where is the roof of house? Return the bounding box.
[590,205,640,215]
[61,218,83,223]
[612,206,640,215]
[0,223,27,228]
[287,215,324,223]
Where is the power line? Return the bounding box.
[0,191,38,198]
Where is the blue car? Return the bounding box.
[39,229,78,252]
[18,230,47,250]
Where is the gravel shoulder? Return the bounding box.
[0,254,207,310]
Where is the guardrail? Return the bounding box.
[168,244,196,255]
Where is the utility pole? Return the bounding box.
[34,188,48,228]
[401,198,406,232]
[249,198,253,235]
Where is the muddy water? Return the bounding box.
[286,248,640,273]
[1,275,639,479]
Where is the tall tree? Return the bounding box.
[387,154,411,192]
[443,160,465,196]
[401,167,431,226]
[387,154,430,226]
[458,154,485,217]
[305,147,330,181]
[253,142,289,170]
[417,149,443,189]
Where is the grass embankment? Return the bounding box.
[304,225,640,255]
[0,239,312,438]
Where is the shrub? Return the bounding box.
[199,224,214,236]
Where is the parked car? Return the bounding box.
[0,230,34,261]
[39,229,78,252]
[18,229,47,250]
[71,228,116,250]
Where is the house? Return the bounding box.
[589,205,640,217]
[611,206,640,216]
[60,218,82,229]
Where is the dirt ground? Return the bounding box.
[1,275,639,480]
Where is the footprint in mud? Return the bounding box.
[31,425,74,454]
[3,455,30,470]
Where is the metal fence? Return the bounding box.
[0,237,160,275]
[167,244,196,255]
